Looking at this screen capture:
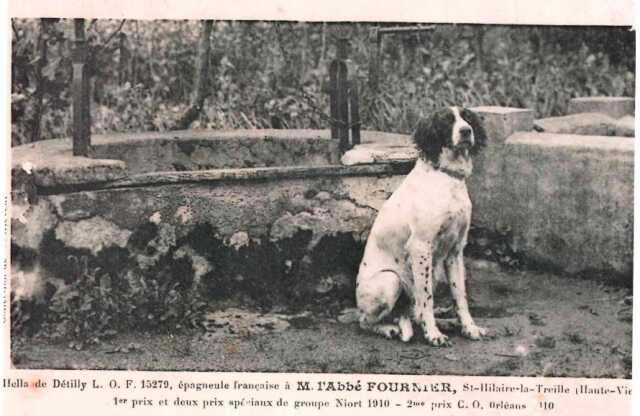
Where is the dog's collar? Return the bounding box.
[439,166,468,181]
[418,159,467,181]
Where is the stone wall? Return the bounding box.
[11,133,408,306]
[567,97,634,119]
[473,132,633,279]
[469,102,633,280]
[12,129,340,178]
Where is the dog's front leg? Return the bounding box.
[408,238,449,347]
[446,252,487,340]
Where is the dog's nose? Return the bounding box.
[459,125,472,139]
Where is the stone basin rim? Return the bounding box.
[35,161,416,196]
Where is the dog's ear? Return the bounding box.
[461,108,487,154]
[412,109,452,164]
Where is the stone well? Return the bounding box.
[11,130,412,308]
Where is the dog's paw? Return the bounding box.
[398,316,414,343]
[378,324,400,339]
[461,324,488,340]
[425,331,450,347]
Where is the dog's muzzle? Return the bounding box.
[454,126,473,156]
[459,125,472,138]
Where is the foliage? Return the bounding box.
[11,20,635,144]
[363,26,634,132]
[17,254,207,348]
[465,224,524,270]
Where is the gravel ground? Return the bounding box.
[12,261,632,378]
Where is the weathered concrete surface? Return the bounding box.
[466,107,633,281]
[12,139,127,188]
[90,129,341,174]
[615,115,635,137]
[99,163,413,188]
[469,106,535,145]
[341,132,415,165]
[474,132,634,277]
[12,130,417,191]
[534,112,633,136]
[55,217,132,255]
[10,130,413,306]
[12,168,404,305]
[568,96,634,119]
[11,199,58,250]
[11,130,340,182]
[81,175,394,237]
[12,263,632,378]
[469,107,534,230]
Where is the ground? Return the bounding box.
[12,260,632,378]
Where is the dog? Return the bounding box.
[356,106,488,346]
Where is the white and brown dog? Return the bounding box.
[356,107,488,346]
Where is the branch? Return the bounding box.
[87,19,98,31]
[172,20,214,130]
[30,19,49,143]
[96,19,126,53]
[11,20,21,41]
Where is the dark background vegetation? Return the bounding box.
[11,19,635,146]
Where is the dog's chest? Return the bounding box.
[411,173,471,253]
[438,198,470,241]
[436,183,470,233]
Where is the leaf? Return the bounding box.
[99,274,112,291]
[42,57,61,81]
[459,53,475,68]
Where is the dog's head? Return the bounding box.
[412,107,487,177]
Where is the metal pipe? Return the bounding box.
[72,18,91,157]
